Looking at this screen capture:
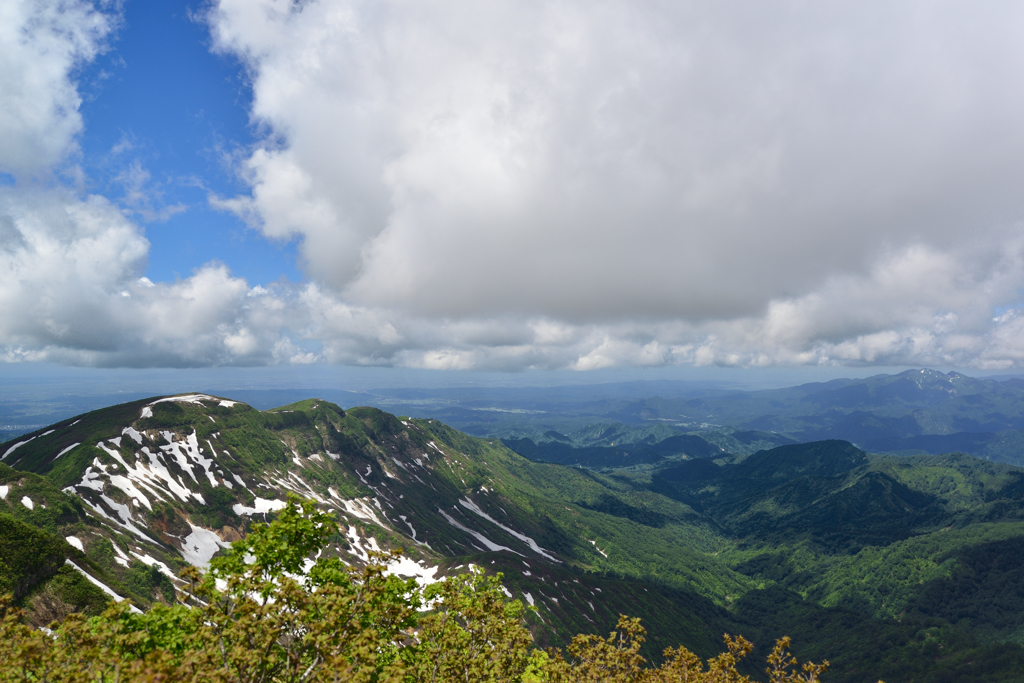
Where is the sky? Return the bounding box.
[4,0,1024,380]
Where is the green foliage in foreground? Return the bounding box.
[0,497,835,683]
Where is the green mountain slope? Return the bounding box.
[0,394,750,660]
[6,394,1024,680]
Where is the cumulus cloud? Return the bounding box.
[208,0,1024,324]
[2,185,1024,370]
[0,0,294,369]
[0,188,298,366]
[7,0,1024,371]
[0,0,114,178]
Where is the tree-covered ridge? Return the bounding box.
[0,497,836,683]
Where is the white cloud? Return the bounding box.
[1,189,1024,371]
[208,0,1024,324]
[113,161,187,223]
[0,188,291,366]
[0,0,114,178]
[7,0,1024,372]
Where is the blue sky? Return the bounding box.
[4,0,1024,384]
[76,0,301,285]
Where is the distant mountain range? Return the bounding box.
[493,369,1024,471]
[4,391,1024,680]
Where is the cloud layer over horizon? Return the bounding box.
[5,0,1024,371]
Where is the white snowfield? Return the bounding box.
[129,551,178,580]
[96,444,156,510]
[232,497,287,516]
[65,536,84,552]
[113,544,131,567]
[21,496,34,510]
[398,514,431,548]
[149,394,219,407]
[73,428,257,524]
[90,444,188,506]
[0,485,7,500]
[89,494,160,545]
[181,523,231,569]
[122,427,144,445]
[62,416,359,573]
[269,471,327,504]
[160,431,218,488]
[140,394,238,419]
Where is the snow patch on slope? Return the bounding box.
[398,514,431,548]
[160,431,218,487]
[150,394,218,406]
[3,436,35,459]
[79,495,159,545]
[438,508,520,555]
[64,560,142,613]
[459,498,559,562]
[340,497,388,527]
[180,523,231,569]
[233,498,287,516]
[130,551,179,580]
[112,544,131,568]
[344,526,440,591]
[55,442,80,459]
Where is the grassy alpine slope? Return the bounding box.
[4,394,1024,680]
